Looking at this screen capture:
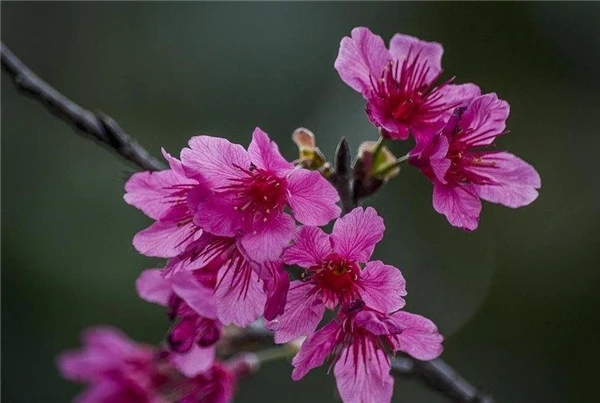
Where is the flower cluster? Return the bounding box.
[336,27,540,230]
[58,26,540,403]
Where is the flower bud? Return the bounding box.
[353,141,399,201]
[291,128,331,174]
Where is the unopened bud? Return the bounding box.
[291,128,331,175]
[357,141,400,181]
[353,141,399,201]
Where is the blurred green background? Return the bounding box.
[2,2,599,402]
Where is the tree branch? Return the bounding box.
[2,43,493,403]
[1,42,166,172]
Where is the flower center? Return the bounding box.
[225,166,288,223]
[370,55,454,124]
[310,253,360,296]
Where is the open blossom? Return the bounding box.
[57,327,166,403]
[136,269,217,377]
[267,207,406,343]
[161,233,287,326]
[409,93,541,231]
[292,306,443,403]
[335,27,480,142]
[181,127,341,263]
[124,149,206,258]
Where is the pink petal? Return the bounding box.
[170,344,215,377]
[267,281,325,344]
[471,152,541,208]
[358,261,406,313]
[256,261,290,321]
[458,93,509,147]
[247,127,293,175]
[239,213,295,263]
[133,220,200,258]
[389,311,444,360]
[333,342,393,403]
[287,169,341,226]
[161,148,186,178]
[432,182,482,231]
[389,33,443,83]
[291,320,341,380]
[124,169,184,220]
[353,310,403,335]
[181,135,249,188]
[214,261,266,327]
[135,269,172,306]
[192,194,241,238]
[330,207,384,262]
[282,226,332,268]
[171,271,217,319]
[334,27,390,95]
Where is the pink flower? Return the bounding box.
[335,27,480,142]
[181,127,341,263]
[124,149,206,258]
[57,327,166,403]
[160,234,279,327]
[292,306,443,403]
[136,269,217,377]
[267,207,406,343]
[409,93,541,231]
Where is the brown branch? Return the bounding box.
[2,42,493,403]
[1,42,166,172]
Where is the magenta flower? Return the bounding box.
[124,149,206,258]
[181,127,341,262]
[136,269,217,377]
[57,327,166,403]
[409,93,541,231]
[267,207,406,343]
[292,306,443,403]
[335,27,480,142]
[161,233,283,326]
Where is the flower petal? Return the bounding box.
[170,344,215,377]
[240,213,295,263]
[358,261,406,313]
[458,93,509,147]
[291,320,341,380]
[287,169,341,226]
[389,33,443,83]
[335,27,390,95]
[181,135,250,188]
[333,342,393,403]
[214,261,266,327]
[389,311,444,360]
[135,269,172,306]
[256,261,290,321]
[432,182,482,231]
[331,207,384,262]
[132,220,200,258]
[192,193,241,237]
[124,169,184,220]
[282,226,332,268]
[247,127,293,175]
[267,281,325,344]
[471,152,541,208]
[171,271,217,319]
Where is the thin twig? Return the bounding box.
[1,42,166,172]
[2,43,493,403]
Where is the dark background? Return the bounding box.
[2,2,599,402]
